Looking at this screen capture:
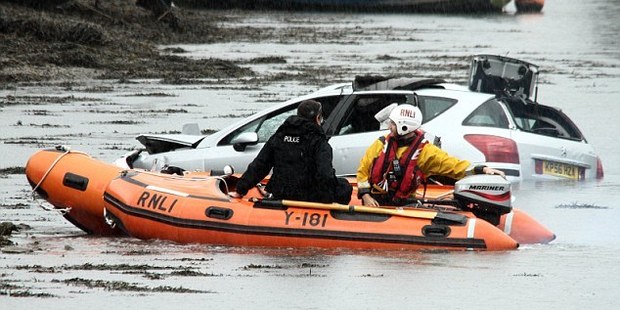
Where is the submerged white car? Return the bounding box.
[120,55,604,182]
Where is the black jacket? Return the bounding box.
[236,115,347,203]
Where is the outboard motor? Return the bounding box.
[454,175,512,225]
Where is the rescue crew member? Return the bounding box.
[357,103,505,207]
[229,100,352,204]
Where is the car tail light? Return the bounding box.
[596,156,604,179]
[464,134,519,164]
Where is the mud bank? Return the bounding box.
[0,0,256,84]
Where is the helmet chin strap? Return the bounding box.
[396,132,417,146]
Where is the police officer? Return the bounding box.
[229,100,352,204]
[357,104,504,207]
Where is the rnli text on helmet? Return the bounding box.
[401,108,416,118]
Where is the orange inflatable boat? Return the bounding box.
[26,147,124,235]
[413,184,556,245]
[25,148,554,250]
[102,169,519,251]
[514,0,544,12]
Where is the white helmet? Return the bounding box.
[389,104,422,136]
[374,103,398,123]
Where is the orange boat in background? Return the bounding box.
[411,184,556,245]
[26,147,124,235]
[514,0,544,12]
[25,147,555,250]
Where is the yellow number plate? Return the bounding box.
[542,160,579,179]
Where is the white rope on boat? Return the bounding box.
[37,203,72,215]
[135,170,231,196]
[30,145,87,215]
[146,185,190,197]
[466,218,477,251]
[211,176,229,194]
[30,146,70,196]
[103,208,116,229]
[503,211,514,235]
[467,218,476,239]
[410,200,423,208]
[433,190,455,199]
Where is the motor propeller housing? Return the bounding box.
[454,175,512,225]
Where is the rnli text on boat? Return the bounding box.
[136,191,178,213]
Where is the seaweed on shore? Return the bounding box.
[0,167,25,175]
[0,0,253,83]
[53,277,212,293]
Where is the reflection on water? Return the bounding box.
[591,0,620,53]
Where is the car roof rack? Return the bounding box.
[353,75,447,91]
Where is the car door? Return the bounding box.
[209,113,289,172]
[326,93,411,176]
[203,94,348,173]
[420,96,523,179]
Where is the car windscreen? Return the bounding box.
[218,95,343,146]
[335,94,408,135]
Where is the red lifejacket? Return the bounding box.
[370,130,428,199]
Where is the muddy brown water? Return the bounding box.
[1,0,620,307]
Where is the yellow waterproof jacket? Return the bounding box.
[357,134,471,197]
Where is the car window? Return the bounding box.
[506,99,583,140]
[462,99,509,128]
[336,94,408,135]
[417,96,457,123]
[257,109,296,142]
[316,95,340,120]
[334,94,456,135]
[218,95,343,145]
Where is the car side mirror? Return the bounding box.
[231,132,259,152]
[210,165,235,177]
